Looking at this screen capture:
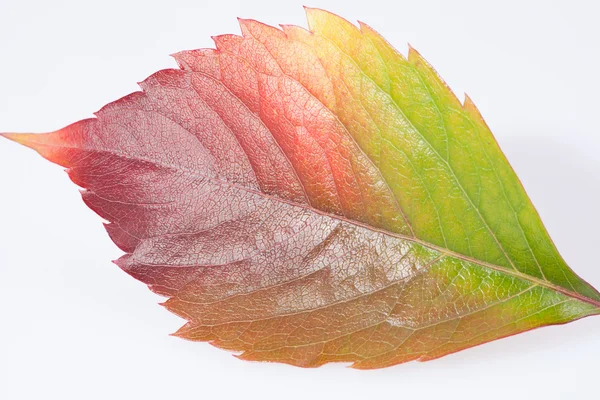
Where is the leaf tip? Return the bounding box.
[1,132,37,148]
[1,130,73,167]
[1,132,59,158]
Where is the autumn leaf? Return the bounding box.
[2,8,599,369]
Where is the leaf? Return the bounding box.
[2,8,599,369]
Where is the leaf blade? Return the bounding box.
[2,8,599,368]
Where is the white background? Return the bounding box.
[1,0,599,399]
